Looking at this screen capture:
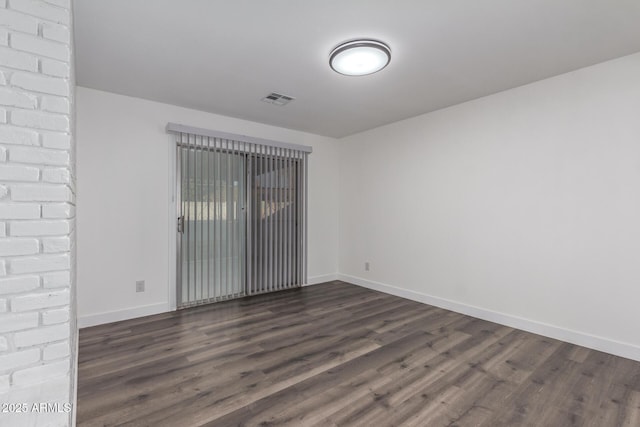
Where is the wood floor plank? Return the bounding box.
[77,281,640,426]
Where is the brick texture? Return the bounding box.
[0,1,75,423]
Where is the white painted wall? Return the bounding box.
[76,87,339,326]
[338,53,640,360]
[76,50,640,361]
[0,0,76,425]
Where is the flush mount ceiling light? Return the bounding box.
[329,39,391,76]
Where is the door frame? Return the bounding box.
[167,127,309,311]
[168,135,178,311]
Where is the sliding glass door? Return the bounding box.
[174,129,309,309]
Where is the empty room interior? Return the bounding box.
[2,1,640,426]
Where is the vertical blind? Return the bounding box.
[169,123,310,308]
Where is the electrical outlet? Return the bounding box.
[136,280,145,292]
[365,262,370,271]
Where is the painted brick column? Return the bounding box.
[0,0,76,426]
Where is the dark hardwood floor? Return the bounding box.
[77,281,640,426]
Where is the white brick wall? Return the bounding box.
[0,312,38,333]
[0,87,37,108]
[40,57,68,78]
[0,164,40,181]
[0,203,40,218]
[9,253,70,274]
[11,288,69,312]
[0,45,38,71]
[42,340,69,360]
[9,145,69,165]
[41,130,70,148]
[0,9,39,34]
[11,108,70,131]
[10,0,70,25]
[41,235,68,252]
[10,219,69,236]
[0,275,39,293]
[10,183,72,201]
[10,32,70,61]
[0,125,39,145]
[41,306,67,325]
[0,1,75,425]
[40,95,68,114]
[41,270,68,288]
[12,359,69,388]
[10,72,69,96]
[0,237,39,255]
[42,167,68,183]
[14,322,69,347]
[41,202,72,218]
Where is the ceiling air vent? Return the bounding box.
[261,92,295,106]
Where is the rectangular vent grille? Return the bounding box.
[261,92,295,106]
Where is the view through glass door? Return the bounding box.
[249,154,300,294]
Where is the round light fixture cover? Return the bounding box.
[330,40,391,76]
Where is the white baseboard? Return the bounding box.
[78,303,170,328]
[306,273,340,286]
[338,274,640,362]
[78,274,340,328]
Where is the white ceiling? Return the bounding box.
[74,0,640,138]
